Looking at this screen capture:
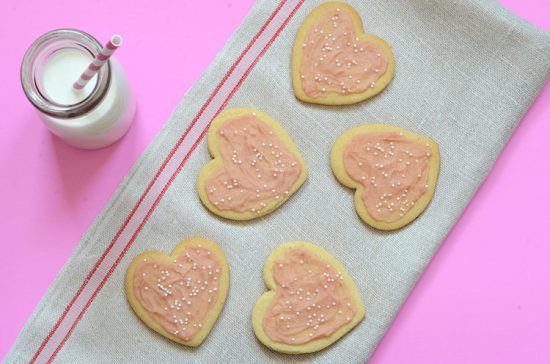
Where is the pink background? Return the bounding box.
[0,0,548,362]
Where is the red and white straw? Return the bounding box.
[73,34,123,90]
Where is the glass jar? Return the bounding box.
[21,29,136,149]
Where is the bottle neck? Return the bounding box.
[21,29,111,119]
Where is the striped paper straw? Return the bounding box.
[73,34,123,90]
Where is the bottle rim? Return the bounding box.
[20,29,111,119]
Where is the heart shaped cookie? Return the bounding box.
[331,124,440,230]
[125,237,229,346]
[292,2,395,105]
[197,108,308,220]
[252,241,365,354]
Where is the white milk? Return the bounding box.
[38,51,136,149]
[22,30,136,149]
[41,49,98,106]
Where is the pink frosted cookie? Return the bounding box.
[125,238,229,346]
[292,2,395,105]
[197,108,308,220]
[252,241,365,354]
[331,124,440,230]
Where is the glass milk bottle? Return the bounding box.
[21,29,136,149]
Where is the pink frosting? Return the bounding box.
[343,132,432,222]
[205,114,302,214]
[299,6,389,98]
[133,246,222,341]
[262,248,356,345]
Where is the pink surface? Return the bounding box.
[0,0,548,362]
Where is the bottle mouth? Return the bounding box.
[21,29,111,119]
